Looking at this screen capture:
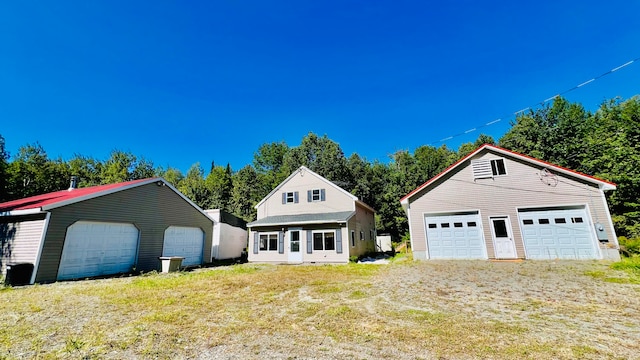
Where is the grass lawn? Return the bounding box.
[1,258,639,359]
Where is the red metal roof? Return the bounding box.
[0,178,155,212]
[400,144,616,203]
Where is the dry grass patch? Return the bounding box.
[0,260,639,359]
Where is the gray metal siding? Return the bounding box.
[0,214,47,275]
[35,183,212,283]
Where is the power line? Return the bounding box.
[430,56,640,146]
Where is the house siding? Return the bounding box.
[348,203,376,257]
[248,224,349,263]
[256,170,354,219]
[35,183,213,283]
[407,151,617,260]
[0,213,47,276]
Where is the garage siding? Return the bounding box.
[407,151,614,259]
[0,213,47,275]
[35,183,212,283]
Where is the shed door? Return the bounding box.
[519,208,599,259]
[163,226,204,266]
[424,213,486,259]
[58,221,139,280]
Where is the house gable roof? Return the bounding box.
[0,178,210,220]
[254,166,359,209]
[400,144,616,207]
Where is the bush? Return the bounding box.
[618,236,640,257]
[611,256,640,272]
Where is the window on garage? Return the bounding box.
[490,159,506,176]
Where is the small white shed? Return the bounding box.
[376,234,393,252]
[205,209,248,260]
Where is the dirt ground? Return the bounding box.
[194,260,640,359]
[1,259,639,359]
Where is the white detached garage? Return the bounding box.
[401,144,620,261]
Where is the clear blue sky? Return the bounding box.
[1,1,639,173]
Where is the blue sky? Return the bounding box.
[1,1,639,173]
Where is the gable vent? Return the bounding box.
[471,160,493,180]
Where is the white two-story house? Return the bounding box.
[247,166,376,263]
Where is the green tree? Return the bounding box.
[204,163,233,210]
[178,163,210,208]
[6,143,70,199]
[282,133,350,186]
[68,155,103,187]
[230,165,262,221]
[157,166,184,187]
[0,134,9,201]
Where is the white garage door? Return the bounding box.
[58,221,139,280]
[519,208,599,259]
[163,226,204,266]
[424,213,486,259]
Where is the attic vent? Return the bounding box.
[471,160,493,180]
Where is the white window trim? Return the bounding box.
[259,232,279,252]
[311,188,322,202]
[312,230,336,251]
[285,192,295,203]
[490,158,507,177]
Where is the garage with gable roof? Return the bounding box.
[401,144,620,261]
[0,177,213,283]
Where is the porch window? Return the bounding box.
[260,233,278,251]
[313,231,335,251]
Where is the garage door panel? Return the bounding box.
[520,208,599,260]
[425,213,486,259]
[163,226,204,266]
[58,222,139,280]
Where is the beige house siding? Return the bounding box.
[248,225,349,263]
[0,213,47,276]
[35,183,213,283]
[407,151,617,260]
[348,204,376,257]
[256,170,355,218]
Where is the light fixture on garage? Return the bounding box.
[156,180,164,187]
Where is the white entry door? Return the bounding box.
[163,226,204,266]
[490,216,517,259]
[288,228,303,263]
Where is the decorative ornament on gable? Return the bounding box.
[538,168,558,187]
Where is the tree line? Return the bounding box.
[1,96,639,243]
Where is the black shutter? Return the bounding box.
[282,193,286,204]
[320,189,326,201]
[336,229,342,254]
[306,230,313,253]
[253,232,259,254]
[278,231,284,254]
[294,191,299,203]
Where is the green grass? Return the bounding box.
[0,261,636,359]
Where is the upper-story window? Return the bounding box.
[307,189,326,202]
[282,191,299,204]
[472,158,507,179]
[490,159,506,176]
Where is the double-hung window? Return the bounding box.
[259,233,278,251]
[313,231,335,251]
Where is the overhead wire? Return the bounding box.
[429,56,640,146]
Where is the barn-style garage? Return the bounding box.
[0,178,213,283]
